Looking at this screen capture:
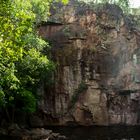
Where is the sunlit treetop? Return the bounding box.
[77,0,131,12]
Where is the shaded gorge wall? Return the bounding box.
[33,2,140,126]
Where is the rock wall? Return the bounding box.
[36,1,140,126]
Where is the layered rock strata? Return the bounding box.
[36,2,140,126]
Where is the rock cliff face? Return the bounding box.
[36,1,140,126]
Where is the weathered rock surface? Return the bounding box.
[37,1,140,126]
[0,124,67,140]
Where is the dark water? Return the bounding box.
[47,126,140,140]
[0,126,140,140]
[0,136,18,140]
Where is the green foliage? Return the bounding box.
[0,90,5,107]
[76,81,88,93]
[0,0,68,122]
[131,7,140,15]
[69,82,88,108]
[17,89,36,113]
[78,0,130,13]
[115,0,130,13]
[31,0,68,23]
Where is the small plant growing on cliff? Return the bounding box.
[69,81,88,108]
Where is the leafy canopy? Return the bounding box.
[78,0,130,12]
[0,0,68,120]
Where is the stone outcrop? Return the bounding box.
[37,1,140,126]
[0,124,67,140]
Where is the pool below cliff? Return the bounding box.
[0,126,140,140]
[46,126,140,140]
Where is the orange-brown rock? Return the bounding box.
[36,1,140,126]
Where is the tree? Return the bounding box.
[0,0,68,123]
[78,0,130,12]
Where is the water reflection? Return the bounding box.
[47,126,140,140]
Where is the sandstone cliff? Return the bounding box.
[35,1,140,126]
